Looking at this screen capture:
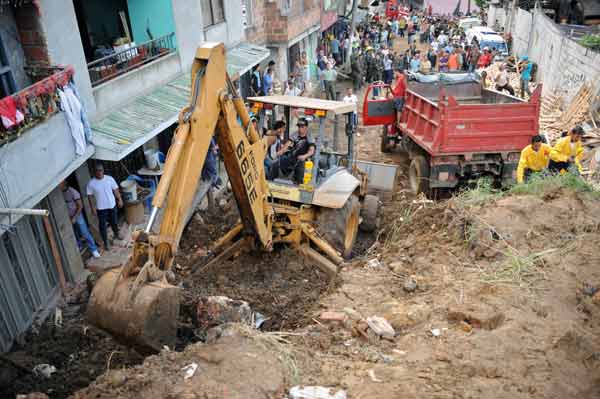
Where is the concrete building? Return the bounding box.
[245,0,325,87]
[0,0,270,352]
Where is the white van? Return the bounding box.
[458,17,482,31]
[466,26,509,57]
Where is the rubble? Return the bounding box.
[196,296,253,329]
[365,316,395,339]
[403,277,418,293]
[289,386,347,399]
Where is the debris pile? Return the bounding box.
[538,83,600,181]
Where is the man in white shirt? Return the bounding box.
[343,87,358,127]
[87,163,123,250]
[284,80,303,96]
[494,63,515,96]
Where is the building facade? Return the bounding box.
[0,0,271,352]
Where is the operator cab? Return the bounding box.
[247,95,363,208]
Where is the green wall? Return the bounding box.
[127,0,176,44]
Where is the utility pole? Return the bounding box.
[343,0,359,73]
[467,0,471,15]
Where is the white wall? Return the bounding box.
[37,0,96,116]
[0,114,93,229]
[508,7,600,102]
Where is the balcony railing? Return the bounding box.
[87,33,176,87]
[0,66,74,148]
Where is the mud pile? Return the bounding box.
[72,325,292,399]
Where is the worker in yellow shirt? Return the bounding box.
[549,126,584,175]
[517,135,551,183]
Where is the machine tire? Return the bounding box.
[315,195,361,260]
[339,195,361,259]
[360,194,380,233]
[381,126,392,153]
[409,155,431,196]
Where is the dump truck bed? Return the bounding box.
[400,81,541,156]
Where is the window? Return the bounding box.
[201,0,226,27]
[0,34,16,98]
[281,0,292,15]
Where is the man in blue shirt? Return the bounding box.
[519,56,533,98]
[330,37,340,64]
[263,68,274,95]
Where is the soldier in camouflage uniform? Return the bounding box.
[350,50,363,91]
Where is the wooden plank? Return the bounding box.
[247,95,356,115]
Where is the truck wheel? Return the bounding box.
[360,194,380,233]
[381,126,392,153]
[409,155,431,196]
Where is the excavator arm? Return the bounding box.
[152,43,272,270]
[87,43,274,351]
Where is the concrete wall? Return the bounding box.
[128,0,177,43]
[171,0,205,69]
[0,114,93,228]
[92,52,182,117]
[37,0,96,115]
[203,1,246,47]
[507,7,600,102]
[47,187,86,281]
[0,9,30,91]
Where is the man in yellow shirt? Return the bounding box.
[517,135,551,183]
[549,126,584,175]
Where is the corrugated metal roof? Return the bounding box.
[92,43,270,161]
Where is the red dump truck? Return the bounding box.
[362,74,542,196]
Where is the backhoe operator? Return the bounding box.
[269,117,315,183]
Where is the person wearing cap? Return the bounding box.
[549,126,584,175]
[390,68,406,128]
[86,163,123,251]
[275,117,315,183]
[517,135,551,183]
[519,56,533,98]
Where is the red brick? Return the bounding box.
[23,46,49,63]
[319,311,347,323]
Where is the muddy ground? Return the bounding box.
[0,307,143,398]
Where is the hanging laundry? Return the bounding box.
[58,87,86,155]
[0,96,25,129]
[67,81,92,142]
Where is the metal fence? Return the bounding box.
[87,33,176,87]
[0,202,65,352]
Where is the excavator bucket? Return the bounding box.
[87,268,180,353]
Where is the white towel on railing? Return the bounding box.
[58,87,86,156]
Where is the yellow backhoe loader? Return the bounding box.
[87,42,380,352]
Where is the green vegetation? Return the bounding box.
[508,172,600,199]
[454,173,600,208]
[455,177,502,207]
[579,34,600,51]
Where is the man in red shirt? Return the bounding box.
[477,47,492,69]
[390,68,406,127]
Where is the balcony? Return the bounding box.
[88,34,182,117]
[0,66,74,148]
[0,65,94,217]
[87,33,177,87]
